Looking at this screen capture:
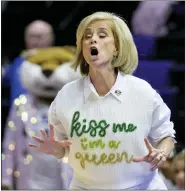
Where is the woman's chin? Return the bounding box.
[90,61,109,70]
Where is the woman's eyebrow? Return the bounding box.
[98,27,108,31]
[84,28,92,33]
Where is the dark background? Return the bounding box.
[2,1,140,61]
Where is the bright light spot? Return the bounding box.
[8,144,15,151]
[21,112,28,122]
[30,117,37,124]
[14,98,21,106]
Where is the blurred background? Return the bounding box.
[1,1,185,190]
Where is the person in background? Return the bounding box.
[2,20,55,105]
[159,148,185,190]
[172,150,185,190]
[131,0,176,37]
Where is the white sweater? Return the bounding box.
[48,71,175,189]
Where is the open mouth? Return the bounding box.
[44,86,56,91]
[90,47,98,56]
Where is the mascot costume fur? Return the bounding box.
[2,46,81,189]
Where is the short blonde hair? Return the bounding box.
[72,11,138,76]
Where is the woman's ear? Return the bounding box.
[114,49,118,57]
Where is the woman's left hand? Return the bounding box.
[132,138,168,171]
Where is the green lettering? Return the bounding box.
[128,124,137,132]
[85,153,96,163]
[98,120,109,137]
[108,140,121,149]
[112,123,137,133]
[80,137,88,150]
[75,152,86,169]
[107,153,117,164]
[70,111,82,137]
[95,153,108,165]
[71,111,137,138]
[89,120,98,137]
[89,139,105,149]
[117,152,134,163]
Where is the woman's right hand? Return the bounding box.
[28,124,72,156]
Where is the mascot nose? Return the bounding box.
[42,69,53,78]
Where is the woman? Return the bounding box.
[29,12,176,189]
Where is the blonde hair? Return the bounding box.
[72,11,138,75]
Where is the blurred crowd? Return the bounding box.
[1,1,185,190]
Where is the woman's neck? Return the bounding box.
[89,67,117,96]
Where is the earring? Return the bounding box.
[113,55,118,62]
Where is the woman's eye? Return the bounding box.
[99,33,106,38]
[84,35,92,39]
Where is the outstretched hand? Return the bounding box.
[132,138,168,171]
[28,124,72,155]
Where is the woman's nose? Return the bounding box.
[90,36,97,44]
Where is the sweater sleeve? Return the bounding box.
[148,91,176,144]
[48,97,69,157]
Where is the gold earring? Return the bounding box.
[113,55,118,62]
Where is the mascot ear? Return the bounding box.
[62,46,76,54]
[26,47,75,64]
[21,49,38,60]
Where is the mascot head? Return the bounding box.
[20,46,81,98]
